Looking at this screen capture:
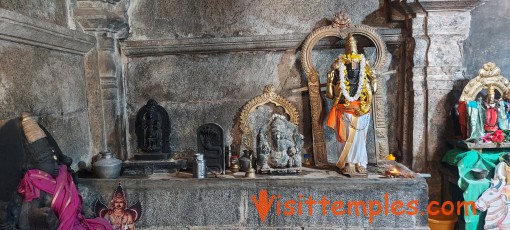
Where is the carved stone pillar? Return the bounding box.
[74,0,129,160]
[391,0,485,199]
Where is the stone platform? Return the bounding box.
[77,166,429,230]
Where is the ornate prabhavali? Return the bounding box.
[459,62,510,101]
[300,11,389,167]
[239,85,299,152]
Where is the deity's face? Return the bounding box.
[29,138,59,177]
[111,197,126,210]
[271,129,282,140]
[488,94,495,103]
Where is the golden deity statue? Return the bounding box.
[325,33,377,175]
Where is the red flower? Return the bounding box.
[492,130,505,143]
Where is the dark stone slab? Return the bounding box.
[122,159,187,176]
[197,123,225,174]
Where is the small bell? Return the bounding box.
[245,153,256,178]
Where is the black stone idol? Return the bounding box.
[135,99,171,160]
[197,123,225,174]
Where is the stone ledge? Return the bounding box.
[78,171,428,229]
[121,29,402,57]
[0,8,96,55]
[391,0,486,16]
[141,227,429,230]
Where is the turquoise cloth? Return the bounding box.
[443,148,506,230]
[497,101,509,130]
[467,101,485,140]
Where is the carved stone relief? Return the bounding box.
[197,123,225,174]
[134,99,171,160]
[257,114,303,174]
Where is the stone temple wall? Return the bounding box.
[0,0,69,27]
[3,0,505,210]
[464,0,510,79]
[122,0,402,162]
[0,8,96,169]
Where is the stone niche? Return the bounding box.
[236,85,303,174]
[121,0,403,163]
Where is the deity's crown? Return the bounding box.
[112,183,126,201]
[345,33,358,55]
[21,112,46,144]
[488,84,495,98]
[270,114,288,129]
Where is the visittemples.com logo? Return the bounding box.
[251,189,475,223]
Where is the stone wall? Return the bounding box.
[125,50,309,158]
[122,0,402,162]
[0,0,68,27]
[464,0,510,79]
[0,8,96,169]
[127,0,380,40]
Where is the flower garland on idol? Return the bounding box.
[339,54,366,102]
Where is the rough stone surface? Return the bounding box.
[0,40,93,170]
[127,0,380,40]
[0,7,96,170]
[464,0,510,79]
[125,45,398,162]
[79,173,428,229]
[125,51,306,160]
[0,0,68,27]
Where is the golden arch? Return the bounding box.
[460,62,510,101]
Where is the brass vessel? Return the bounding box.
[230,155,240,173]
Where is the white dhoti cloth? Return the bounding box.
[335,113,370,168]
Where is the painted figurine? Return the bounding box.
[476,178,510,229]
[325,33,377,175]
[95,184,141,230]
[484,84,499,132]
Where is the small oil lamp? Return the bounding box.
[385,167,401,178]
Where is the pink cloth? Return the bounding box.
[17,165,113,230]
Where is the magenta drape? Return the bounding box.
[17,165,113,230]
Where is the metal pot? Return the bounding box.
[93,151,122,179]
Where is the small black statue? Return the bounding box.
[197,123,225,174]
[135,99,171,160]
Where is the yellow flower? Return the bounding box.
[386,154,396,161]
[342,54,362,62]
